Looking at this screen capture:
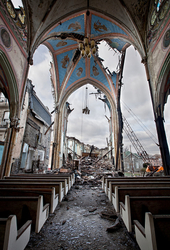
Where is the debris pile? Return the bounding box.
[46,150,116,184]
[64,155,114,185]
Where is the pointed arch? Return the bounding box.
[0,49,19,121]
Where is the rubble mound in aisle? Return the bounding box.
[67,155,114,185]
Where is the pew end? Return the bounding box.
[134,212,157,250]
[1,215,31,250]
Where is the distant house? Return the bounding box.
[0,93,10,141]
[12,79,52,173]
[149,154,163,167]
[64,135,109,163]
[123,151,143,172]
[65,136,83,161]
[0,93,10,167]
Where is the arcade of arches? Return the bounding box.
[0,0,169,177]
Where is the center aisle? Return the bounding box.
[25,184,139,250]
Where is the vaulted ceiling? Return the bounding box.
[41,10,131,97]
[22,0,151,103]
[24,0,150,58]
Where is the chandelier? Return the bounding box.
[79,38,96,58]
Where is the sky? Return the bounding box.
[13,0,170,156]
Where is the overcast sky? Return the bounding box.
[12,0,169,156]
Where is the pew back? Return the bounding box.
[113,186,170,212]
[0,181,63,202]
[0,187,58,214]
[120,195,170,232]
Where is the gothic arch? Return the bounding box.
[0,49,19,122]
[156,53,170,118]
[53,78,118,168]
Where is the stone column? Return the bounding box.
[4,117,19,177]
[142,57,170,175]
[155,107,170,175]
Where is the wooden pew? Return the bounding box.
[103,176,170,195]
[134,212,170,250]
[0,195,49,233]
[0,187,58,214]
[11,172,75,188]
[108,181,170,202]
[4,178,68,196]
[112,186,170,212]
[54,173,75,187]
[7,175,71,192]
[106,177,170,197]
[119,195,170,232]
[0,181,64,202]
[0,215,31,250]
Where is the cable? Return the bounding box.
[80,87,84,141]
[121,100,158,144]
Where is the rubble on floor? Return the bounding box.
[46,155,115,185]
[73,156,114,185]
[25,185,140,250]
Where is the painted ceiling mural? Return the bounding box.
[42,10,131,101]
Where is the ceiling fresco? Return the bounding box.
[48,14,85,36]
[90,14,128,37]
[65,57,86,90]
[42,10,131,100]
[56,49,75,86]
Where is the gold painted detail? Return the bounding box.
[94,21,107,32]
[18,7,26,25]
[7,1,16,18]
[56,41,67,47]
[76,67,83,77]
[92,66,99,76]
[151,10,157,25]
[61,55,70,68]
[68,22,81,31]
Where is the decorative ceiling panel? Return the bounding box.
[91,14,128,37]
[56,49,75,86]
[42,10,133,97]
[104,38,130,52]
[48,14,85,36]
[48,39,77,51]
[90,57,111,91]
[65,57,86,90]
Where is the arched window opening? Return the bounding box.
[66,84,111,161]
[121,47,161,174]
[164,96,170,149]
[17,44,54,173]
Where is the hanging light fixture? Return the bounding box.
[79,38,96,58]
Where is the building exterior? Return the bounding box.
[63,136,110,164]
[11,79,52,173]
[149,154,163,167]
[0,92,9,141]
[123,151,144,172]
[0,93,10,168]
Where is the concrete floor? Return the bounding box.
[25,183,140,250]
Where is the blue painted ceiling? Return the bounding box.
[43,11,130,94]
